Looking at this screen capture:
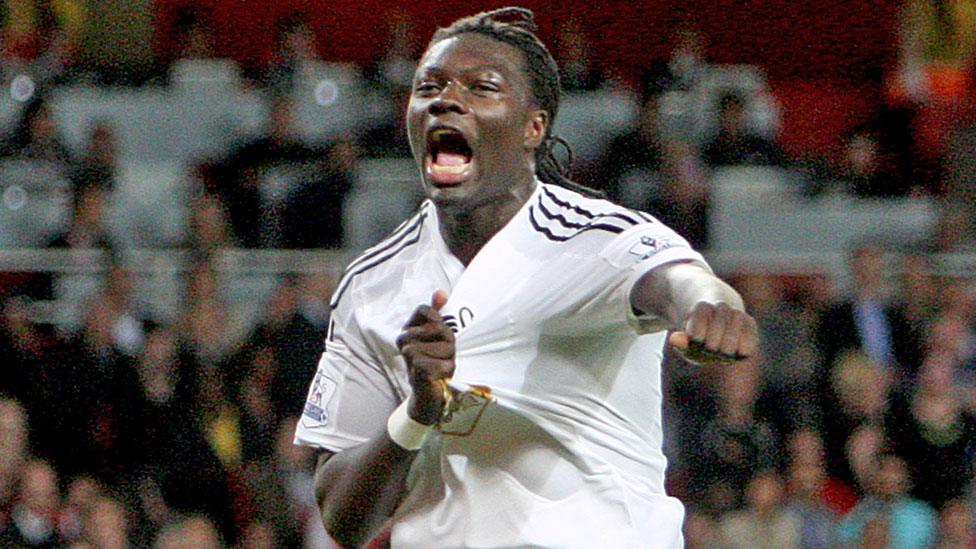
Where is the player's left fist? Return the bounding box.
[668,302,757,364]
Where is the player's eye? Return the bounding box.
[473,81,500,93]
[414,81,441,95]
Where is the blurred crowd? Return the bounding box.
[1,1,976,548]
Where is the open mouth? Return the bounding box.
[426,127,473,186]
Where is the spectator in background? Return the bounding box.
[184,191,238,255]
[816,241,924,395]
[783,459,839,549]
[280,140,356,250]
[886,351,976,508]
[211,96,331,248]
[936,499,976,549]
[785,427,858,516]
[932,203,976,252]
[0,297,50,405]
[81,496,130,549]
[238,418,318,548]
[51,297,142,483]
[590,91,711,248]
[133,325,233,547]
[896,251,943,332]
[837,453,938,549]
[2,458,64,548]
[0,93,74,164]
[69,120,119,196]
[702,91,785,168]
[260,11,321,94]
[237,276,326,418]
[830,125,916,198]
[168,6,217,63]
[0,399,29,531]
[370,9,422,90]
[153,515,225,549]
[552,17,605,92]
[57,477,101,546]
[690,359,781,514]
[47,178,115,251]
[822,352,893,492]
[590,90,665,203]
[683,507,721,549]
[894,0,976,104]
[717,470,801,549]
[736,274,821,434]
[102,259,152,356]
[643,23,713,94]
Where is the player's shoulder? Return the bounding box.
[527,183,659,245]
[330,201,433,310]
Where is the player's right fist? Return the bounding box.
[396,290,455,425]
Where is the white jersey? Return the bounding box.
[295,182,708,548]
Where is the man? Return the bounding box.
[295,8,756,548]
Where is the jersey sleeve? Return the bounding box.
[558,221,709,335]
[294,297,401,453]
[602,222,710,333]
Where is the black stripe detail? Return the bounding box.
[343,206,426,274]
[529,205,624,242]
[536,195,633,233]
[541,186,642,226]
[330,213,427,307]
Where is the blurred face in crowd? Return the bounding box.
[846,134,879,177]
[849,244,885,295]
[745,471,785,514]
[85,497,129,549]
[19,459,60,514]
[0,399,27,473]
[873,455,910,501]
[940,500,975,544]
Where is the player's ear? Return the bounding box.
[523,109,548,149]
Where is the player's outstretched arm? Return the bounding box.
[314,290,455,547]
[630,261,757,364]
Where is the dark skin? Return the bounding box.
[314,32,757,548]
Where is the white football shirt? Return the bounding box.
[295,182,708,548]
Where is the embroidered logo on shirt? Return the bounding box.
[442,306,475,334]
[628,235,673,261]
[303,371,338,424]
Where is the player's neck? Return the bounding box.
[437,182,536,266]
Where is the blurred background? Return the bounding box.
[0,0,974,547]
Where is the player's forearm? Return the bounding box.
[314,434,417,547]
[633,262,744,329]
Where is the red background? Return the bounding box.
[152,0,902,157]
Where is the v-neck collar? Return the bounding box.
[427,181,542,279]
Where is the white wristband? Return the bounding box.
[387,399,433,451]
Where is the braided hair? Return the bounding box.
[429,7,602,197]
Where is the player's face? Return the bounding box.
[407,33,547,209]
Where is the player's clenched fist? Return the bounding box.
[396,290,455,425]
[668,301,757,364]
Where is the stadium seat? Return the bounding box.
[0,160,72,247]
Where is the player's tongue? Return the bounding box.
[434,152,468,167]
[429,151,471,184]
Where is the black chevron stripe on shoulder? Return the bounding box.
[342,204,428,274]
[330,212,427,308]
[541,185,643,227]
[529,205,624,242]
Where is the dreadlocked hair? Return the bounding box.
[430,7,603,197]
